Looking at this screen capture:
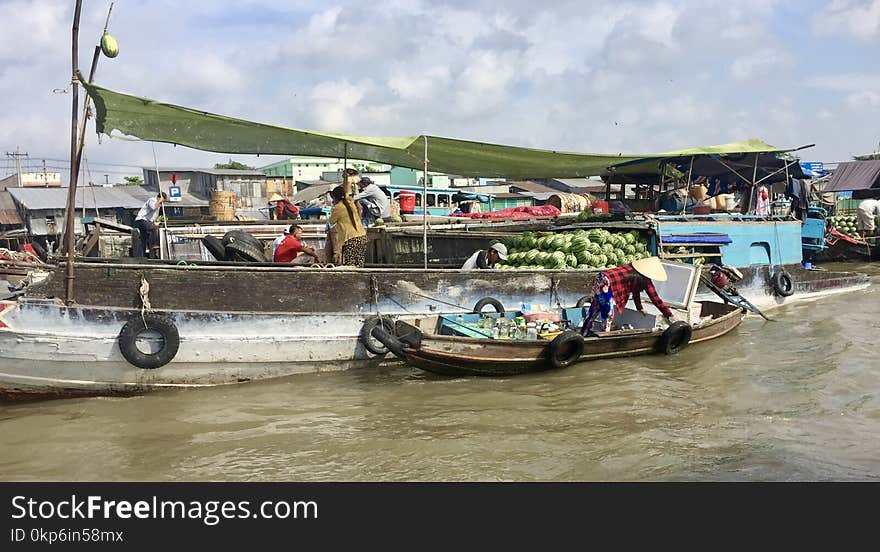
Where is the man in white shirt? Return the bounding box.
[856,197,880,237]
[353,177,391,227]
[134,192,167,258]
[462,243,507,269]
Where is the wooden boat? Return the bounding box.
[378,261,747,376]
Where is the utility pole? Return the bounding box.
[42,159,48,186]
[5,147,28,186]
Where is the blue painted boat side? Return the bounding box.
[656,220,803,267]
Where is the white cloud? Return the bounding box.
[0,0,877,179]
[731,49,792,80]
[846,90,880,108]
[814,0,880,41]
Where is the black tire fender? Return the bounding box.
[30,240,48,262]
[575,295,592,308]
[547,330,585,369]
[360,317,396,356]
[225,240,267,263]
[394,320,423,350]
[473,297,505,314]
[370,326,405,359]
[118,313,180,369]
[222,230,262,249]
[657,321,692,355]
[202,235,228,261]
[771,270,794,297]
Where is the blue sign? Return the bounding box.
[168,185,182,202]
[800,161,826,177]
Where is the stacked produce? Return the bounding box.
[495,229,650,270]
[827,215,860,239]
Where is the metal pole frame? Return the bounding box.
[680,156,694,215]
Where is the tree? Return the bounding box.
[214,159,255,170]
[123,176,144,185]
[854,153,880,161]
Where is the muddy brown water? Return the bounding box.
[1,263,878,481]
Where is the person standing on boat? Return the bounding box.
[133,192,167,258]
[269,193,300,220]
[587,257,676,328]
[353,177,390,227]
[856,197,880,237]
[274,224,320,265]
[461,243,508,269]
[754,184,771,216]
[329,170,368,267]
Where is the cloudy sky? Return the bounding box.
[1,0,879,182]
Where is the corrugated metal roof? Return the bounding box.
[149,167,266,176]
[7,186,208,211]
[291,183,335,204]
[507,181,559,194]
[824,160,880,192]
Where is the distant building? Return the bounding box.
[7,186,207,239]
[261,157,386,182]
[143,167,269,210]
[0,172,63,190]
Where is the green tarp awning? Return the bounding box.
[83,82,786,180]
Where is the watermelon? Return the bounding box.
[101,33,119,58]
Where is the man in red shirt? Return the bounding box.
[273,225,319,264]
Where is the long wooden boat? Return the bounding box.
[391,300,745,377]
[380,259,746,376]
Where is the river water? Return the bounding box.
[1,263,877,481]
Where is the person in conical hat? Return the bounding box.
[580,256,676,335]
[268,193,299,220]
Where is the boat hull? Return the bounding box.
[399,301,746,377]
[0,299,394,400]
[0,261,869,400]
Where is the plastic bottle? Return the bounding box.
[526,322,537,340]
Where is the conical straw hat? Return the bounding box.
[631,256,667,282]
[268,193,285,202]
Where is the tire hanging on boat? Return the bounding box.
[656,321,692,355]
[370,326,406,359]
[771,269,794,297]
[473,297,505,313]
[222,230,262,248]
[225,240,267,263]
[575,295,592,308]
[117,313,180,369]
[360,316,396,356]
[201,235,228,261]
[547,331,585,369]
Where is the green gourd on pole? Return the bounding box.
[101,33,119,58]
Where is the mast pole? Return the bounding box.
[64,0,84,306]
[423,136,428,269]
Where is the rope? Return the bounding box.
[139,275,152,327]
[387,282,470,311]
[549,277,561,309]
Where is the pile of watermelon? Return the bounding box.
[828,215,860,239]
[495,229,651,270]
